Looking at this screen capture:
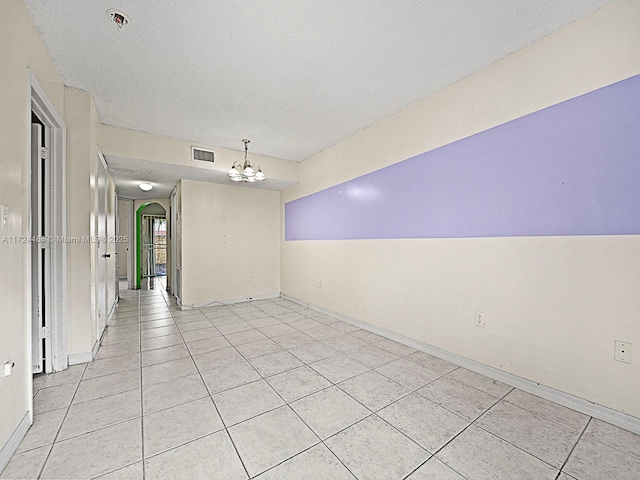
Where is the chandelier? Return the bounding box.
[227,139,266,183]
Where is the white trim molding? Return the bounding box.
[68,350,94,366]
[179,292,281,310]
[0,412,31,474]
[282,293,640,435]
[27,69,67,374]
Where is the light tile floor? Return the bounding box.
[2,281,640,479]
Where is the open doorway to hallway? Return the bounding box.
[141,214,167,279]
[30,112,50,375]
[135,202,169,291]
[28,70,67,378]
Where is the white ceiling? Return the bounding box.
[25,0,612,164]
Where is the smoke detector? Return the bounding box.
[107,9,130,30]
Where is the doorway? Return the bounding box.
[27,70,67,383]
[135,202,167,289]
[170,188,178,299]
[96,151,108,339]
[142,215,167,279]
[96,149,118,342]
[30,114,50,374]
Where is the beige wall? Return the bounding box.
[281,0,640,417]
[0,0,66,455]
[66,88,117,357]
[117,199,131,278]
[65,88,96,356]
[180,180,280,306]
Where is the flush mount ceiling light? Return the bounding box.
[107,9,130,30]
[227,139,266,183]
[139,182,153,192]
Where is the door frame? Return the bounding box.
[96,148,109,340]
[170,187,177,296]
[117,198,135,290]
[126,200,135,290]
[30,121,51,375]
[26,70,67,414]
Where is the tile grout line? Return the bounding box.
[207,304,307,479]
[321,365,471,477]
[217,320,362,480]
[226,303,463,478]
[401,455,471,480]
[469,408,581,473]
[34,362,88,479]
[488,395,590,434]
[47,293,151,449]
[455,391,598,476]
[198,302,347,477]
[275,351,460,479]
[554,417,592,479]
[170,305,252,479]
[419,387,515,477]
[89,290,144,480]
[138,288,146,480]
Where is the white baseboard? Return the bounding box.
[0,411,31,474]
[179,293,281,310]
[68,350,93,366]
[282,293,640,435]
[107,299,117,326]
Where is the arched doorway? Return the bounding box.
[135,202,167,289]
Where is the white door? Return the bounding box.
[114,199,120,304]
[106,169,117,322]
[31,121,52,373]
[96,155,108,339]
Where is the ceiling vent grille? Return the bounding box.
[192,147,215,163]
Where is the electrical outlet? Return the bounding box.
[248,275,253,281]
[614,340,632,364]
[475,311,485,327]
[317,280,322,288]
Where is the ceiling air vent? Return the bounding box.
[192,147,215,163]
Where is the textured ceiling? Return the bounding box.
[25,0,612,162]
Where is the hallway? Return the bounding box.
[2,289,639,479]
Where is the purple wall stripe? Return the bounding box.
[285,75,640,241]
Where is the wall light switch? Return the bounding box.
[1,205,8,228]
[3,361,13,377]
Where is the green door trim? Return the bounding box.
[135,203,151,289]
